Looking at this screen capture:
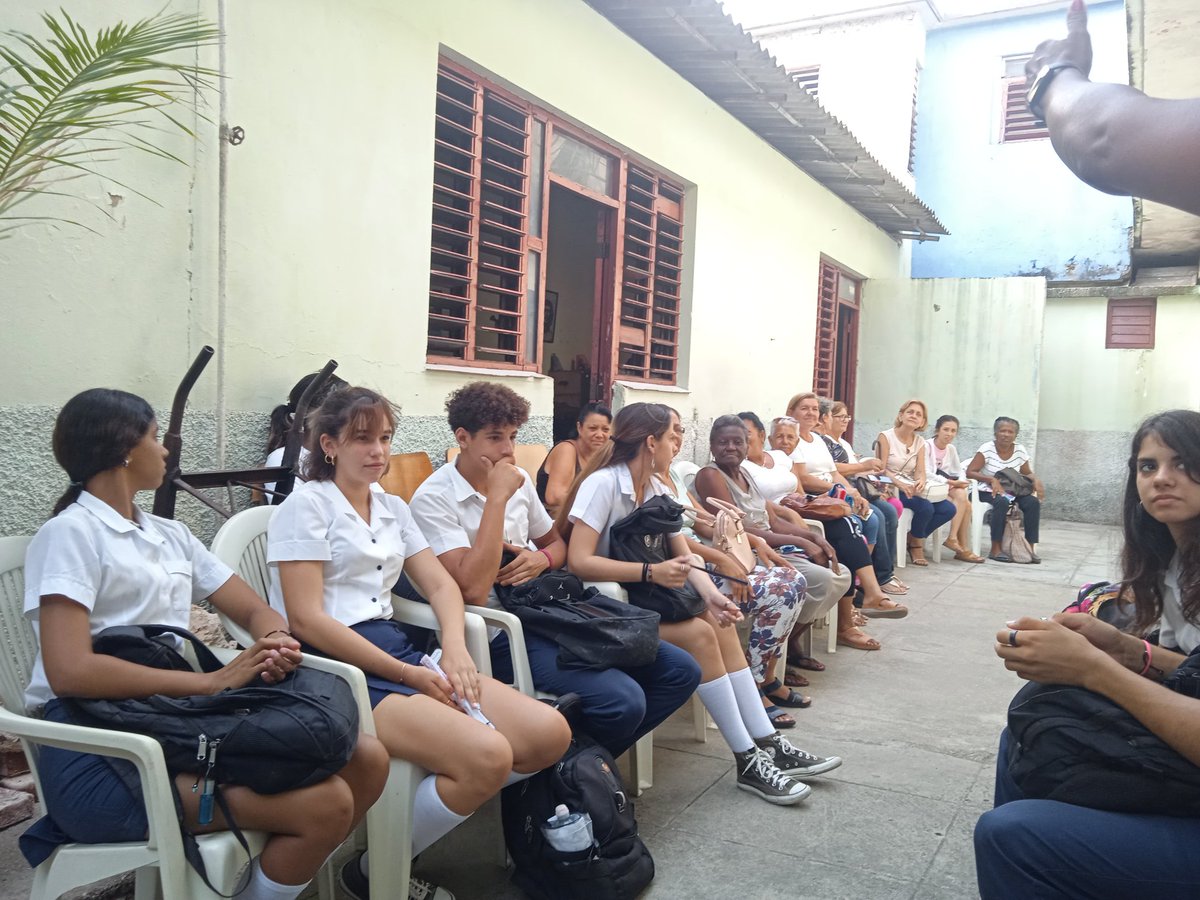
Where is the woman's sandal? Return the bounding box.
[760,678,812,709]
[861,598,909,619]
[906,544,929,567]
[881,577,908,595]
[852,611,869,627]
[837,629,882,651]
[953,548,985,564]
[765,704,797,729]
[786,653,826,672]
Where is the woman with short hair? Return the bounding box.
[966,416,1045,563]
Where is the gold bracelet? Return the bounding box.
[398,662,408,684]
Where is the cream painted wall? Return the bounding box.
[1039,295,1200,431]
[0,0,905,533]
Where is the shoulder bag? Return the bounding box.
[706,496,756,572]
[1001,505,1035,563]
[779,492,852,522]
[996,467,1035,497]
[608,495,706,623]
[495,570,661,670]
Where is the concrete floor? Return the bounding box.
[0,520,1124,900]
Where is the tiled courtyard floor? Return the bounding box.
[0,520,1123,900]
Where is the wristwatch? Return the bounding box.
[1026,63,1079,123]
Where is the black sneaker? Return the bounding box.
[339,855,456,900]
[755,732,843,778]
[734,748,810,805]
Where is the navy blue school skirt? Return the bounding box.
[304,618,424,709]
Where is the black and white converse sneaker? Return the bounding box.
[756,732,843,778]
[339,853,456,900]
[734,748,811,805]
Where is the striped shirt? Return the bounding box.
[975,440,1031,478]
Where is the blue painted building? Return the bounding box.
[911,1,1130,282]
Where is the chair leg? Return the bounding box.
[827,602,838,654]
[624,733,654,796]
[133,867,158,900]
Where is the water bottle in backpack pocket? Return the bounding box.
[542,804,595,852]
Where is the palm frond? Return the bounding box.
[0,8,220,235]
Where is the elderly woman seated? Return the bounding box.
[876,399,957,567]
[966,416,1045,563]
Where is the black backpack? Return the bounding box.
[502,727,654,900]
[1007,645,1200,816]
[496,570,661,670]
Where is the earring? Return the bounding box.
[123,458,130,468]
[325,453,335,465]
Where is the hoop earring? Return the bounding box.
[123,458,130,468]
[324,453,335,465]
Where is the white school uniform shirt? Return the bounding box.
[22,491,234,712]
[263,445,309,495]
[266,479,429,627]
[789,431,838,481]
[409,461,554,622]
[1158,557,1200,654]
[568,463,679,558]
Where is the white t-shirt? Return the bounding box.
[409,461,554,617]
[789,432,838,481]
[975,440,1032,479]
[267,479,429,627]
[741,450,798,503]
[22,491,234,711]
[568,463,678,558]
[1159,557,1200,654]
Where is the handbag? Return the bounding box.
[921,474,949,502]
[779,492,851,522]
[996,467,1034,497]
[608,495,706,623]
[1001,505,1035,563]
[495,570,661,670]
[1006,645,1200,816]
[706,496,756,572]
[853,476,882,502]
[1062,581,1138,633]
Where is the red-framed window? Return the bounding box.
[1000,55,1049,143]
[1106,297,1156,349]
[812,260,861,400]
[425,59,686,384]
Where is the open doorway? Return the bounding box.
[544,183,614,442]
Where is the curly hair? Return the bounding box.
[445,381,530,434]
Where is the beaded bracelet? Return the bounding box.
[642,562,652,583]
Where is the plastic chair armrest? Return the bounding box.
[391,598,491,678]
[464,605,533,696]
[583,581,628,602]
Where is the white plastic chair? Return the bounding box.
[894,506,946,568]
[210,507,491,900]
[969,481,988,558]
[0,535,282,900]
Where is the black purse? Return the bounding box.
[996,467,1034,497]
[607,495,706,623]
[496,570,661,670]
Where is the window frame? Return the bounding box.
[425,57,687,386]
[999,54,1049,144]
[1105,297,1156,349]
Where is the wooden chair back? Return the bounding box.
[378,452,434,502]
[445,443,549,479]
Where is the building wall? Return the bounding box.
[851,276,1045,480]
[911,1,1131,281]
[0,0,904,537]
[1036,293,1200,524]
[751,11,923,189]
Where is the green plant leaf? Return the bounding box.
[0,8,219,234]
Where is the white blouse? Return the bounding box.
[568,463,678,558]
[23,491,234,711]
[975,440,1032,479]
[1159,557,1200,654]
[741,450,798,503]
[789,432,838,481]
[267,479,429,627]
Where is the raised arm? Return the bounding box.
[1028,0,1200,216]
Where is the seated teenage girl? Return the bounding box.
[558,402,841,807]
[268,386,570,900]
[977,410,1200,898]
[20,389,389,900]
[263,371,348,499]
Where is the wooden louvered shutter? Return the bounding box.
[812,262,838,398]
[1001,74,1048,143]
[1106,298,1156,349]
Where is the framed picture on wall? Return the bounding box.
[543,290,559,343]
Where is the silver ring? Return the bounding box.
[1008,630,1019,648]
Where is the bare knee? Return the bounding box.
[520,706,571,772]
[303,777,356,843]
[457,730,513,804]
[349,733,390,799]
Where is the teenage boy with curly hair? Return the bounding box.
[409,381,700,756]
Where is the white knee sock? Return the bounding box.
[728,666,776,740]
[503,768,535,788]
[238,859,307,900]
[695,675,755,753]
[411,774,471,856]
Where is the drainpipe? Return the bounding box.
[212,0,230,466]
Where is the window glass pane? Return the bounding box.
[550,130,615,197]
[525,250,541,365]
[530,120,545,238]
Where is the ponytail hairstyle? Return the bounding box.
[265,372,349,455]
[1122,410,1200,633]
[51,389,156,515]
[302,386,398,481]
[553,402,673,538]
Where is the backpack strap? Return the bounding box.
[135,624,227,673]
